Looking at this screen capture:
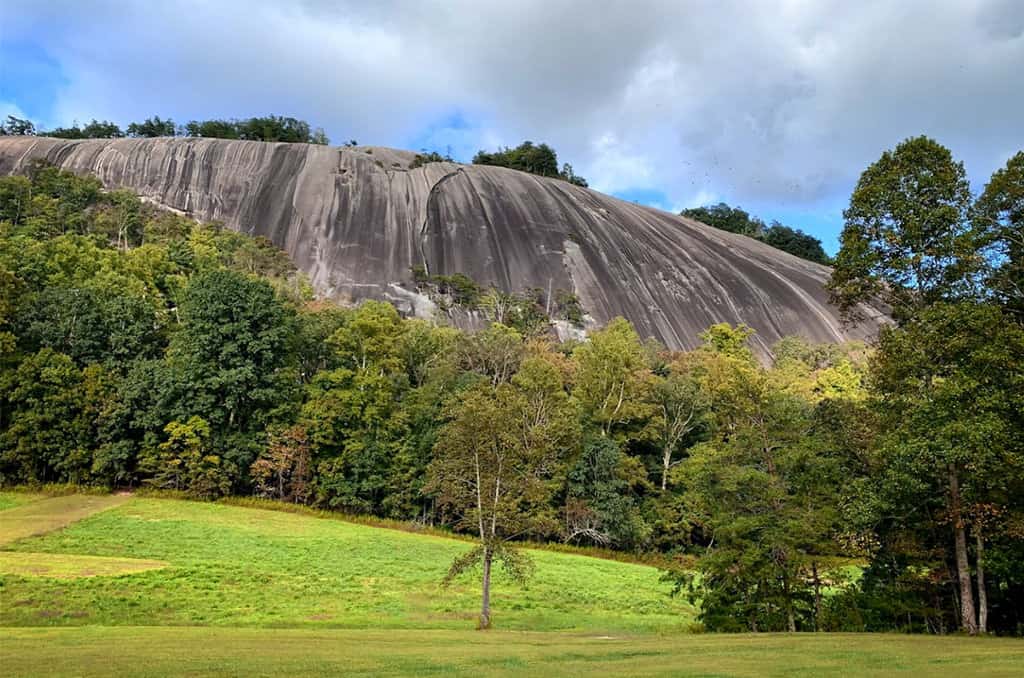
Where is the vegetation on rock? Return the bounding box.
[473,141,588,187]
[681,202,831,265]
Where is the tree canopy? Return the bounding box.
[681,203,830,265]
[473,141,588,187]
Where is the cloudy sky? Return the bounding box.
[1,0,1021,252]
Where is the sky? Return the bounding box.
[1,1,1022,254]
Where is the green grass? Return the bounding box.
[0,496,693,632]
[2,494,1021,676]
[2,627,1022,677]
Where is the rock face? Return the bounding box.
[0,136,886,357]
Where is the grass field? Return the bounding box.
[0,492,693,631]
[3,627,1023,677]
[1,491,1022,677]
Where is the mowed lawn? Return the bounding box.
[0,493,693,632]
[2,493,1023,677]
[3,627,1023,677]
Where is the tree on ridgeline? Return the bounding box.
[681,203,764,237]
[48,119,124,139]
[1,115,36,136]
[681,204,830,265]
[473,141,587,186]
[126,116,177,138]
[762,221,830,265]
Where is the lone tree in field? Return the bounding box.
[427,347,577,629]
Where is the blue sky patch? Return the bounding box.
[0,41,66,126]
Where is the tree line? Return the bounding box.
[0,137,1021,635]
[0,114,329,145]
[681,202,831,265]
[473,140,589,187]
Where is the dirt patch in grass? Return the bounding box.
[0,552,168,579]
[0,494,129,546]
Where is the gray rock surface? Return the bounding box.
[0,136,886,357]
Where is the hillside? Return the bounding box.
[0,136,886,357]
[0,493,693,632]
[3,492,1023,678]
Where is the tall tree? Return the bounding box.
[973,151,1023,319]
[573,317,653,437]
[828,136,977,322]
[648,354,706,490]
[669,333,845,632]
[427,349,577,629]
[170,269,291,478]
[869,303,1024,634]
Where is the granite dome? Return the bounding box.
[0,136,886,357]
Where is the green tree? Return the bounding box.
[19,285,161,367]
[564,437,647,547]
[171,269,292,470]
[648,354,707,490]
[669,342,845,632]
[50,119,124,139]
[457,322,524,386]
[681,203,764,237]
[144,417,231,498]
[973,151,1023,319]
[828,136,977,321]
[573,317,653,437]
[0,349,92,483]
[127,116,177,138]
[300,302,411,512]
[2,115,36,136]
[427,350,577,629]
[474,141,560,177]
[762,221,830,265]
[868,303,1024,634]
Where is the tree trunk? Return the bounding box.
[782,572,796,632]
[976,529,987,634]
[661,447,671,491]
[949,466,977,634]
[479,547,493,630]
[812,561,822,632]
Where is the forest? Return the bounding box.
[0,137,1021,636]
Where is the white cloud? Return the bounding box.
[5,0,1022,225]
[0,102,29,122]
